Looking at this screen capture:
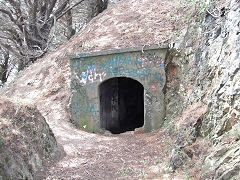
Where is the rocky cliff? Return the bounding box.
[165,0,240,178]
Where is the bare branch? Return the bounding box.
[0,9,17,24]
[46,0,57,21]
[0,0,102,77]
[54,0,86,21]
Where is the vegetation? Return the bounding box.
[0,135,3,147]
[0,0,107,86]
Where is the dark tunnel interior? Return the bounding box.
[99,77,144,134]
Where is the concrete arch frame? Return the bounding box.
[70,44,168,133]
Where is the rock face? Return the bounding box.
[165,0,240,178]
[0,97,62,179]
[199,1,240,178]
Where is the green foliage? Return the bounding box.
[183,164,190,180]
[79,118,90,130]
[180,0,208,9]
[155,158,161,164]
[0,135,3,147]
[82,45,92,51]
[237,133,240,140]
[119,167,134,176]
[179,0,208,25]
[141,159,150,166]
[180,0,217,16]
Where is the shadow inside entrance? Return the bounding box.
[99,77,144,134]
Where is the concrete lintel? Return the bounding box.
[70,43,169,59]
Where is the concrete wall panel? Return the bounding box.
[70,45,168,132]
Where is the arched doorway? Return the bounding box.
[99,77,144,134]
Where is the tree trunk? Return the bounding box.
[66,9,75,40]
[0,51,9,84]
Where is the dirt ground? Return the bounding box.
[43,120,182,179]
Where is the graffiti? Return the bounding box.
[104,66,164,82]
[74,103,99,114]
[150,82,163,91]
[127,68,151,79]
[70,48,168,132]
[153,72,164,82]
[101,53,165,70]
[101,54,133,69]
[93,53,165,83]
[159,61,165,67]
[90,105,98,114]
[151,84,157,91]
[76,57,164,85]
[80,65,106,84]
[135,52,165,68]
[136,57,165,68]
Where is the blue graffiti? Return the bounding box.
[153,72,164,82]
[159,63,165,67]
[135,58,143,66]
[75,52,165,85]
[74,103,99,114]
[102,54,133,69]
[87,65,96,71]
[90,105,98,113]
[81,72,87,79]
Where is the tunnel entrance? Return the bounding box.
[99,77,144,134]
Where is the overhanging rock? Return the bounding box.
[70,44,168,133]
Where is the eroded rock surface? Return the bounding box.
[165,0,240,178]
[0,97,62,179]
